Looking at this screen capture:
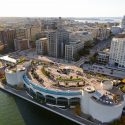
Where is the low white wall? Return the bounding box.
[100,81,113,90]
[89,98,124,123]
[5,70,25,85]
[80,91,124,123]
[6,71,18,85]
[80,91,90,114]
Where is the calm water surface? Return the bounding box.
[0,91,77,125]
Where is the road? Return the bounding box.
[75,38,111,67]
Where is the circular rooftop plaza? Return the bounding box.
[23,61,84,107]
[29,61,85,89]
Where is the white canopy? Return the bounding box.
[0,55,17,64]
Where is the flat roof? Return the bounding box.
[39,38,48,40]
[0,55,17,63]
[114,34,125,38]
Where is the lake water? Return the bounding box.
[75,17,121,23]
[0,91,77,125]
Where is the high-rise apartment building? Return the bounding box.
[65,41,84,61]
[15,28,27,39]
[45,29,69,58]
[36,38,48,55]
[45,30,57,57]
[0,29,16,51]
[14,38,29,51]
[92,28,110,41]
[121,16,125,29]
[35,17,69,58]
[65,33,84,62]
[109,34,125,68]
[27,26,42,41]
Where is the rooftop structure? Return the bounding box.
[5,65,26,86]
[19,56,125,123]
[110,26,122,35]
[100,80,113,90]
[84,86,95,93]
[114,33,125,38]
[81,85,124,123]
[0,55,17,64]
[22,59,85,107]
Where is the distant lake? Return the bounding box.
[75,17,121,23]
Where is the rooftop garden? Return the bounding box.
[120,85,125,93]
[31,60,45,66]
[12,69,17,73]
[17,57,27,64]
[31,68,44,84]
[41,67,50,78]
[56,76,83,82]
[0,62,2,67]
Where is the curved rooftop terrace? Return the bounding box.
[23,74,82,96]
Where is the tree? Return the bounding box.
[65,82,68,86]
[78,49,90,56]
[73,53,80,61]
[93,52,98,57]
[70,76,73,79]
[77,82,79,87]
[57,81,60,86]
[89,52,98,64]
[84,41,93,48]
[89,56,96,64]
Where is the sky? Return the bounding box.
[0,0,125,17]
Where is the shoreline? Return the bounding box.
[0,84,97,125]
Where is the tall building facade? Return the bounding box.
[92,28,110,41]
[65,41,84,61]
[27,26,42,41]
[45,29,69,58]
[0,29,16,51]
[15,28,27,39]
[121,16,125,29]
[109,34,125,68]
[14,38,29,51]
[45,30,58,57]
[36,38,48,55]
[97,50,109,65]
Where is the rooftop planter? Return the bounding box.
[56,77,83,82]
[41,67,50,77]
[120,85,125,93]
